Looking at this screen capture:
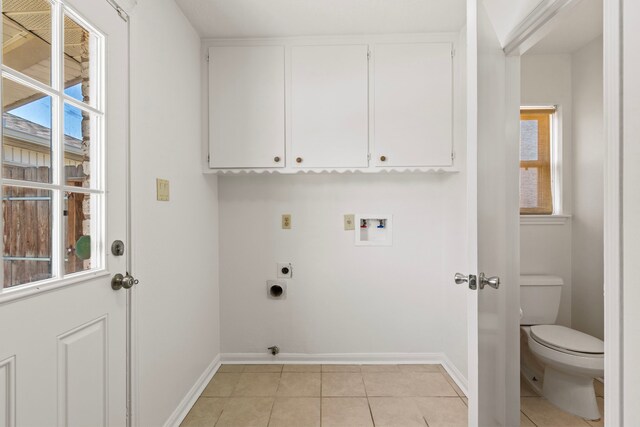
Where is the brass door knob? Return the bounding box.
[296,157,303,164]
[274,156,281,163]
[380,155,387,162]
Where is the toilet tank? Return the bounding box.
[520,275,563,325]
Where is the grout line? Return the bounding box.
[367,396,376,427]
[265,396,276,427]
[521,410,537,427]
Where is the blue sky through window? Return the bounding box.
[7,83,84,139]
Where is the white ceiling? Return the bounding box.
[526,0,603,54]
[175,0,467,39]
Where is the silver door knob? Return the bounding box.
[454,273,477,290]
[111,272,139,290]
[479,273,500,290]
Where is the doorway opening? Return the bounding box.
[515,1,606,425]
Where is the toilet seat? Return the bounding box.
[530,325,604,357]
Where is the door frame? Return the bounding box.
[101,2,138,427]
[499,0,623,425]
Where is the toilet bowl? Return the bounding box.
[520,275,604,421]
[521,325,604,420]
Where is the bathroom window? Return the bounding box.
[520,108,556,215]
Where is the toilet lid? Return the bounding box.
[530,325,604,354]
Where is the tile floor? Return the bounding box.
[181,364,466,427]
[181,364,605,427]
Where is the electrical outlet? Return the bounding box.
[344,214,355,230]
[282,214,292,229]
[277,262,292,278]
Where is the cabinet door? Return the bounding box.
[291,45,369,168]
[373,42,453,167]
[209,46,285,168]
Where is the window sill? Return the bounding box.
[520,214,571,225]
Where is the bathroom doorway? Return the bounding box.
[512,1,610,425]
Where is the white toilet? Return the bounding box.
[520,275,604,421]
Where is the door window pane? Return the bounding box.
[64,103,94,188]
[64,191,94,275]
[2,78,52,183]
[2,0,53,85]
[3,185,53,287]
[64,15,92,105]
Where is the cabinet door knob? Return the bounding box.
[296,157,303,164]
[380,155,387,162]
[274,156,281,163]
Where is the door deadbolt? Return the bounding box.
[111,272,139,290]
[111,240,125,256]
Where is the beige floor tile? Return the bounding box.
[360,364,400,373]
[414,397,468,427]
[180,398,226,427]
[201,373,241,397]
[215,397,274,427]
[243,364,283,373]
[218,364,245,373]
[369,397,427,426]
[521,397,591,426]
[406,373,458,397]
[232,373,281,397]
[438,366,466,397]
[363,373,410,396]
[321,397,373,427]
[586,397,605,427]
[521,378,539,397]
[322,364,361,373]
[276,373,321,397]
[268,397,320,427]
[322,373,366,397]
[521,411,537,427]
[398,364,442,373]
[282,364,321,373]
[594,379,604,398]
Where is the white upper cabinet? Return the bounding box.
[290,45,369,168]
[372,42,453,167]
[208,46,285,168]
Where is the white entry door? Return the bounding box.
[0,0,130,425]
[463,0,521,426]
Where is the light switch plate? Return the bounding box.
[156,178,170,201]
[344,214,355,230]
[282,214,292,229]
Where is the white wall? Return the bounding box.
[571,37,604,339]
[623,0,640,421]
[520,53,573,327]
[130,1,220,425]
[218,173,467,371]
[520,40,605,336]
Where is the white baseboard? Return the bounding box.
[220,352,468,396]
[439,354,469,397]
[163,354,221,427]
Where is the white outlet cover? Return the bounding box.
[277,263,292,278]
